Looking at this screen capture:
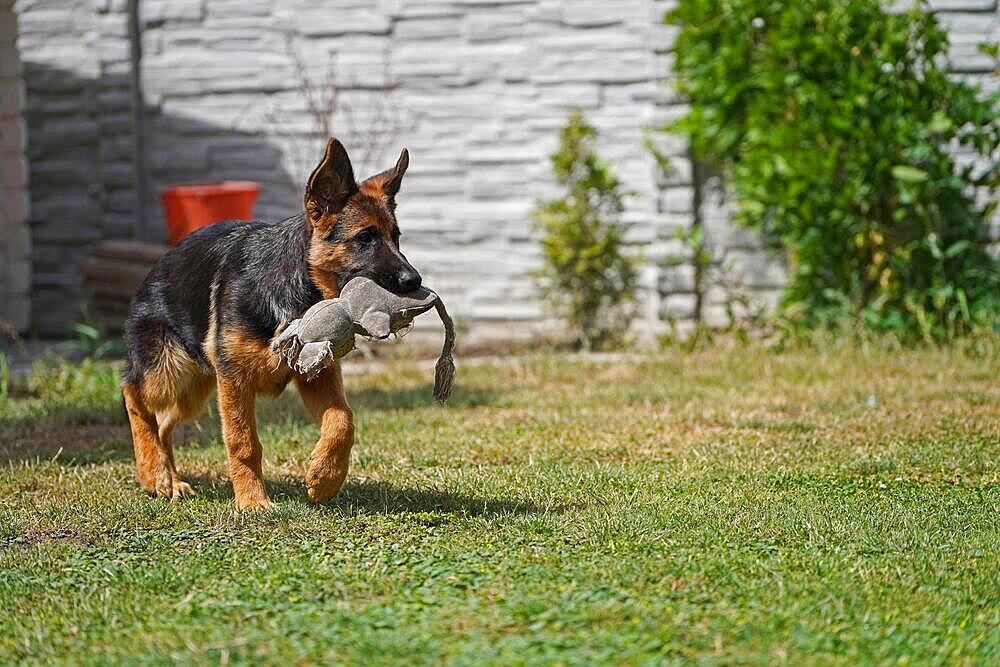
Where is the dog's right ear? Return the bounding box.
[305,138,357,222]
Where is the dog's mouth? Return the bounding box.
[341,270,423,297]
[360,272,422,296]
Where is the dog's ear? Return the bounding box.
[305,138,357,221]
[362,148,409,200]
[385,148,409,198]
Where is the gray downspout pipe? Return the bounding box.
[127,0,148,241]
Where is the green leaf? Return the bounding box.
[926,233,942,260]
[70,323,101,341]
[945,240,971,258]
[977,41,999,59]
[891,166,929,183]
[928,111,952,134]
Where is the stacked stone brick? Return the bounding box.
[1,0,29,332]
[6,0,1000,337]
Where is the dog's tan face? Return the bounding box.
[304,139,421,299]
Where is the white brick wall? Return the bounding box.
[9,0,1000,337]
[131,0,679,341]
[1,0,30,332]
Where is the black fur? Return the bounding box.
[123,213,320,385]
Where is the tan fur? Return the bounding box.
[202,284,220,368]
[296,364,354,503]
[220,330,294,397]
[208,330,297,509]
[154,373,215,500]
[138,338,203,410]
[216,374,271,510]
[122,382,162,495]
[307,228,348,299]
[124,338,214,499]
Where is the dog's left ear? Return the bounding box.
[364,148,409,199]
[305,138,358,221]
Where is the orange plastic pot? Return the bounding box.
[160,181,261,245]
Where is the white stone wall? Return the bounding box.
[10,0,1000,337]
[136,0,679,341]
[0,0,30,332]
[13,0,136,334]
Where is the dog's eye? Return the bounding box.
[355,229,379,245]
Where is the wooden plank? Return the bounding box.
[90,312,127,331]
[92,240,169,265]
[81,242,166,332]
[87,283,136,301]
[90,298,130,314]
[80,256,151,287]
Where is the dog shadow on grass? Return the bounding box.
[180,474,560,518]
[319,478,558,517]
[0,383,511,520]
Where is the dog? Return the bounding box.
[121,139,421,509]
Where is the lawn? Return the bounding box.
[1,344,998,664]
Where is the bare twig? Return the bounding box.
[239,37,410,192]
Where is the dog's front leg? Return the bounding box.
[296,364,354,503]
[217,377,272,510]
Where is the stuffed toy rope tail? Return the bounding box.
[433,299,456,403]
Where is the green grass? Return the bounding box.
[1,345,998,665]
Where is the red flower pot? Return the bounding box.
[160,181,260,245]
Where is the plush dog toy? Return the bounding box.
[271,277,456,402]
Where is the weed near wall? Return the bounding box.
[666,0,1000,343]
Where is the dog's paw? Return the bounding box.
[154,468,173,500]
[306,475,344,504]
[236,496,275,512]
[234,486,274,511]
[171,479,197,501]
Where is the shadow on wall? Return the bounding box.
[21,61,301,337]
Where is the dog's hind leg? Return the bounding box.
[125,338,209,500]
[122,383,171,497]
[156,372,216,500]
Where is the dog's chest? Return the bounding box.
[256,347,296,397]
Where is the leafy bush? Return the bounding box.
[533,111,640,350]
[666,0,1000,342]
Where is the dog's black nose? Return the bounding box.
[398,270,421,292]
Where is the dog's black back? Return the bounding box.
[123,215,319,386]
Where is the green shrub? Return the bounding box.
[533,111,640,350]
[666,0,1000,342]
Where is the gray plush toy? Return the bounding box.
[271,277,456,402]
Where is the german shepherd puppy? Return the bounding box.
[122,139,420,509]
